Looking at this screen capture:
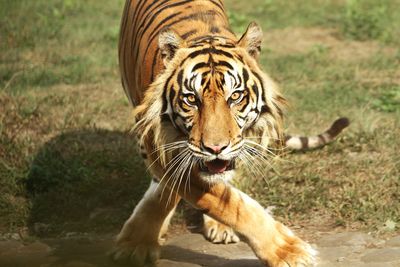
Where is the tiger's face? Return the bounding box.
[139,23,284,183]
[165,47,265,180]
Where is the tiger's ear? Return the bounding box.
[159,28,184,66]
[238,22,263,60]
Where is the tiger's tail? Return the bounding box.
[284,117,350,150]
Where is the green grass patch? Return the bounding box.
[0,0,123,92]
[341,0,399,43]
[226,0,400,44]
[373,86,400,112]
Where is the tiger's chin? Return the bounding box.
[198,159,236,183]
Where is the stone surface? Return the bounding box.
[158,259,201,267]
[386,236,400,247]
[0,232,399,266]
[361,248,400,263]
[318,232,376,247]
[317,246,353,261]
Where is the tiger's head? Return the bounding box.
[135,22,286,183]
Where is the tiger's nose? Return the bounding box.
[201,141,229,154]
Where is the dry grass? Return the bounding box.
[0,0,399,237]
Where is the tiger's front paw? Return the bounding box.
[203,214,240,244]
[264,223,317,267]
[271,238,316,267]
[109,242,160,266]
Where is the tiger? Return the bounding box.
[111,0,349,266]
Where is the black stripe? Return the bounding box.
[261,105,271,114]
[210,26,220,33]
[135,0,192,67]
[180,101,191,112]
[130,0,170,61]
[176,112,192,120]
[242,68,249,86]
[203,80,211,92]
[318,134,327,144]
[161,69,177,113]
[251,84,259,101]
[237,96,250,112]
[216,60,234,70]
[147,11,183,43]
[209,0,225,14]
[176,70,185,89]
[145,9,222,58]
[150,47,160,82]
[217,43,236,48]
[192,62,209,72]
[251,71,265,102]
[300,137,309,149]
[187,47,234,59]
[181,29,197,39]
[161,114,170,122]
[142,11,183,60]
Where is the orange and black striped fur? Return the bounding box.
[112,0,348,266]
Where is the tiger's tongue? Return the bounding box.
[205,159,230,174]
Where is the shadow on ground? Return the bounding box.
[0,233,262,267]
[25,129,150,236]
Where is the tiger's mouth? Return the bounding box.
[199,159,236,174]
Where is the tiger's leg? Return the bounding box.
[203,214,240,244]
[111,180,180,265]
[182,182,317,267]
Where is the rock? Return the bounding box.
[318,232,376,247]
[317,246,352,261]
[0,241,23,254]
[361,248,400,263]
[386,236,400,247]
[162,233,262,267]
[319,262,394,267]
[158,259,201,267]
[62,261,97,267]
[0,241,54,267]
[0,233,21,241]
[21,241,52,253]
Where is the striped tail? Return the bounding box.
[284,117,350,150]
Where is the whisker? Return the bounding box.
[171,153,193,205]
[240,150,267,180]
[157,149,190,199]
[183,156,195,197]
[146,144,188,171]
[186,157,199,196]
[167,151,192,207]
[151,141,187,154]
[244,140,279,157]
[244,143,291,165]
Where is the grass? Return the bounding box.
[0,0,399,237]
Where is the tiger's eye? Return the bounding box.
[230,91,242,101]
[185,94,196,105]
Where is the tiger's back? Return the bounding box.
[119,0,235,106]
